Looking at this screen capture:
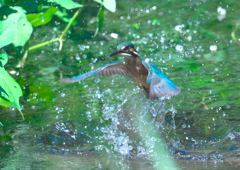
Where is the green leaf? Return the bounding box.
[94,0,116,12]
[0,17,15,48]
[0,67,23,118]
[27,7,58,27]
[103,0,116,12]
[47,0,83,10]
[0,6,33,48]
[0,53,8,67]
[0,98,14,108]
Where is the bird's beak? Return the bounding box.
[109,49,122,57]
[109,49,126,57]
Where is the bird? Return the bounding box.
[61,42,181,99]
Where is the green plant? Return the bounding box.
[0,53,23,118]
[0,0,116,118]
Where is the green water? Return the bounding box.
[1,0,240,169]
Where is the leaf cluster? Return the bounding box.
[0,0,116,119]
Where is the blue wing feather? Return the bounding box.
[61,61,130,83]
[142,61,181,97]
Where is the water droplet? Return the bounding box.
[82,54,87,59]
[75,56,81,61]
[110,33,118,39]
[145,58,150,63]
[105,89,112,93]
[90,58,96,64]
[95,78,100,83]
[55,106,64,113]
[222,112,226,117]
[210,45,217,52]
[152,6,157,10]
[175,45,184,52]
[86,111,92,121]
[217,6,226,21]
[187,35,192,41]
[175,25,184,32]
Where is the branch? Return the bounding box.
[17,7,82,67]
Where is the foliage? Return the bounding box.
[0,0,116,49]
[26,7,58,27]
[0,53,23,118]
[0,6,32,48]
[0,0,116,117]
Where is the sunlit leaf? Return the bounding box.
[94,0,116,12]
[0,6,33,48]
[0,17,15,48]
[47,0,83,10]
[0,67,23,117]
[0,53,8,67]
[27,7,58,27]
[103,0,116,12]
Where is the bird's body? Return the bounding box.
[61,42,181,99]
[123,54,149,92]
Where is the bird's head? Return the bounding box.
[110,42,139,57]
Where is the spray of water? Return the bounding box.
[97,90,179,169]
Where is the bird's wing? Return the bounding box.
[142,61,181,98]
[61,61,130,83]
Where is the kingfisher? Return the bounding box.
[61,42,181,99]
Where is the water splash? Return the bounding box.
[95,91,179,169]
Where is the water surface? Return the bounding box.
[1,0,240,169]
